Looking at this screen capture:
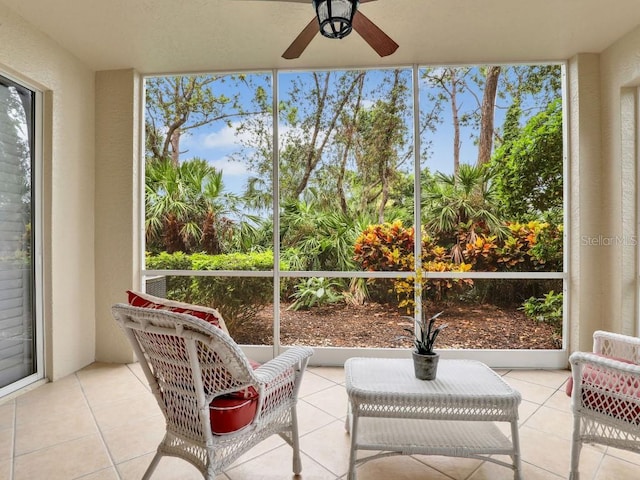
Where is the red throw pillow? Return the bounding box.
[126,290,228,334]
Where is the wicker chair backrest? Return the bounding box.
[112,303,259,443]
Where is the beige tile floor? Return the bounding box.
[1,362,639,479]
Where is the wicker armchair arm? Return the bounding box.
[593,330,640,362]
[249,347,313,425]
[569,351,640,424]
[570,351,640,373]
[254,346,314,385]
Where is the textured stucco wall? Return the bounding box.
[0,4,96,380]
[599,25,640,337]
[567,54,604,353]
[94,69,140,363]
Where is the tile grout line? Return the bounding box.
[74,370,122,480]
[410,453,466,480]
[125,362,153,393]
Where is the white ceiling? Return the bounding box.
[2,0,640,73]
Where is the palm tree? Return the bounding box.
[280,198,373,272]
[145,158,233,254]
[422,164,504,263]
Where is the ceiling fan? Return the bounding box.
[265,0,399,59]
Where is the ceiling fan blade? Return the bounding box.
[231,0,378,2]
[282,17,319,59]
[230,0,309,2]
[352,10,399,57]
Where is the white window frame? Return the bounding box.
[140,62,569,369]
[0,70,45,397]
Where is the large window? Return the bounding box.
[142,64,565,366]
[0,73,42,394]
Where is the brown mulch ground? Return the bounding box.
[232,301,561,350]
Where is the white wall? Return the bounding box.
[567,54,605,353]
[599,26,640,337]
[0,5,96,379]
[94,69,140,363]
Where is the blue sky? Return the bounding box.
[180,120,254,195]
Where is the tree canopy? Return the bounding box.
[490,98,563,219]
[143,65,564,265]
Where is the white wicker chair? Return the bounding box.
[568,330,640,479]
[112,303,314,479]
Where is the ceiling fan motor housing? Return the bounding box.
[313,0,359,39]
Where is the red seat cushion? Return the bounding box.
[209,359,261,434]
[566,354,640,423]
[126,290,227,332]
[210,395,259,434]
[209,360,296,434]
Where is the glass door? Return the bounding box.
[0,74,41,393]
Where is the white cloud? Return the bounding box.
[203,125,243,149]
[207,157,251,176]
[203,115,273,149]
[179,121,255,151]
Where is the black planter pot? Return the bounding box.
[412,351,439,380]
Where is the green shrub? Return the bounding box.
[288,277,344,311]
[145,251,191,269]
[145,251,285,332]
[521,290,563,334]
[190,276,272,332]
[190,251,279,270]
[145,251,193,299]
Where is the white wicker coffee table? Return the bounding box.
[345,358,522,480]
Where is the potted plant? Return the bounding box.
[403,311,447,380]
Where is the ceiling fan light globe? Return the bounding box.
[313,0,358,39]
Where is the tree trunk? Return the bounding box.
[477,66,501,165]
[337,78,364,215]
[377,69,402,222]
[451,75,460,176]
[294,72,366,199]
[378,166,389,223]
[170,129,181,166]
[163,214,185,253]
[336,145,350,215]
[201,210,222,254]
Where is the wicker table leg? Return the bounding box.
[347,405,359,480]
[510,418,522,480]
